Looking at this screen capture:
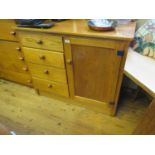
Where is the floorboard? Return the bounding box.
[0,79,149,134]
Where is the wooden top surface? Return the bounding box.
[124,48,155,97]
[15,19,136,41]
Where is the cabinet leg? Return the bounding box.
[35,89,40,95]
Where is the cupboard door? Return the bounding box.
[64,37,123,104]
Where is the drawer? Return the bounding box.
[0,41,23,59]
[2,70,32,86]
[23,47,65,68]
[0,41,29,73]
[0,60,29,74]
[18,31,63,52]
[33,77,69,97]
[0,20,17,41]
[29,63,67,84]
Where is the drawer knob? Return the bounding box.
[27,80,32,83]
[44,70,49,74]
[23,67,28,71]
[10,31,16,36]
[37,40,43,45]
[39,55,46,60]
[48,84,53,88]
[16,47,21,51]
[19,57,24,61]
[66,59,72,64]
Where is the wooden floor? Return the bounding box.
[0,79,150,135]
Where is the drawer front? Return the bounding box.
[33,77,69,97]
[0,41,29,73]
[0,60,29,74]
[0,41,23,59]
[29,63,67,84]
[18,31,63,52]
[23,47,65,68]
[0,20,17,41]
[2,70,32,86]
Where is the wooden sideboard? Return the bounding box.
[0,20,32,86]
[0,19,136,115]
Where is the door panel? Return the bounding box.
[71,44,122,103]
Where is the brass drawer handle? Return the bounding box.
[48,84,53,88]
[16,47,21,51]
[19,57,24,61]
[66,59,72,64]
[10,31,16,36]
[23,67,28,71]
[37,40,43,45]
[44,70,49,74]
[39,55,46,60]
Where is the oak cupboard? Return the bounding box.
[0,19,136,115]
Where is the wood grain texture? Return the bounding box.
[0,41,28,74]
[0,19,17,41]
[32,77,69,97]
[111,42,130,115]
[1,70,32,86]
[18,31,63,52]
[72,44,122,103]
[23,47,65,68]
[0,79,148,134]
[29,63,67,84]
[133,99,155,134]
[64,37,125,115]
[15,20,136,41]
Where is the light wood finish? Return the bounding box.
[32,77,69,97]
[124,48,155,98]
[111,42,130,115]
[67,37,125,50]
[64,37,127,115]
[23,47,65,68]
[1,70,32,86]
[0,79,148,134]
[0,40,31,85]
[29,63,67,84]
[14,20,136,115]
[0,19,17,41]
[0,40,22,58]
[0,20,32,86]
[0,41,28,74]
[74,96,112,114]
[133,99,155,134]
[18,31,63,52]
[16,20,136,41]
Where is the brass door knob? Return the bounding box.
[16,47,21,51]
[19,57,24,61]
[66,59,72,64]
[39,55,46,60]
[48,84,53,88]
[44,70,49,74]
[10,31,16,35]
[37,40,43,44]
